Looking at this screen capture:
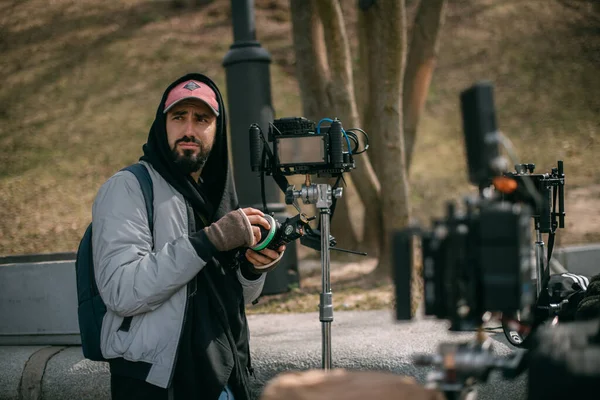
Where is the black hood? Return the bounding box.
[140,73,238,224]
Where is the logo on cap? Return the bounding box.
[183,81,201,91]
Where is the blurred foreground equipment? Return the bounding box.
[260,369,445,400]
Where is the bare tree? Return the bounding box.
[289,0,446,290]
[358,0,410,276]
[290,0,330,121]
[290,0,381,254]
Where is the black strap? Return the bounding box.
[122,163,155,236]
[117,163,154,332]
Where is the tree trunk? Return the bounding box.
[357,6,383,177]
[403,0,447,171]
[360,0,411,278]
[290,0,330,121]
[356,2,383,261]
[289,0,358,250]
[314,0,382,254]
[329,175,362,256]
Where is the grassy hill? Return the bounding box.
[1,0,598,257]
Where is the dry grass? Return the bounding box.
[0,0,599,311]
[0,0,300,254]
[247,258,394,315]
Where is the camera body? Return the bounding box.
[248,116,367,254]
[394,198,535,331]
[249,117,355,178]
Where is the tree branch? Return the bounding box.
[315,0,381,209]
[290,0,330,120]
[403,0,447,171]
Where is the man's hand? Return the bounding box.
[245,245,286,266]
[203,207,270,252]
[240,207,285,274]
[241,207,271,247]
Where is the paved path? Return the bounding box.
[0,310,527,400]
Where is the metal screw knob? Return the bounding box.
[285,186,296,204]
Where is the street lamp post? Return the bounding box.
[222,0,299,294]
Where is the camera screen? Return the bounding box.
[275,135,327,166]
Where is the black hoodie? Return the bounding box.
[140,73,253,400]
[140,72,237,222]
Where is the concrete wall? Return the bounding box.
[553,243,600,277]
[0,259,80,346]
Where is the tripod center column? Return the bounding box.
[316,184,334,369]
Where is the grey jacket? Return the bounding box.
[91,161,265,388]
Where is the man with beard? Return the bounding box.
[92,73,285,400]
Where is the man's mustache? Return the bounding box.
[176,136,201,145]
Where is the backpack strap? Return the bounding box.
[121,163,154,236]
[115,163,154,333]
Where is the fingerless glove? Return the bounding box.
[203,209,254,252]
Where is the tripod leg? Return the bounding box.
[320,208,333,369]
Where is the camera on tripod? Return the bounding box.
[249,117,359,178]
[248,116,369,369]
[247,116,369,255]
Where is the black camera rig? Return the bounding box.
[391,81,575,399]
[250,213,310,252]
[249,117,364,178]
[247,116,369,255]
[248,116,369,370]
[497,160,566,346]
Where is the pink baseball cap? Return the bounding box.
[163,80,219,116]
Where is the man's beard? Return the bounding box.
[170,136,210,175]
